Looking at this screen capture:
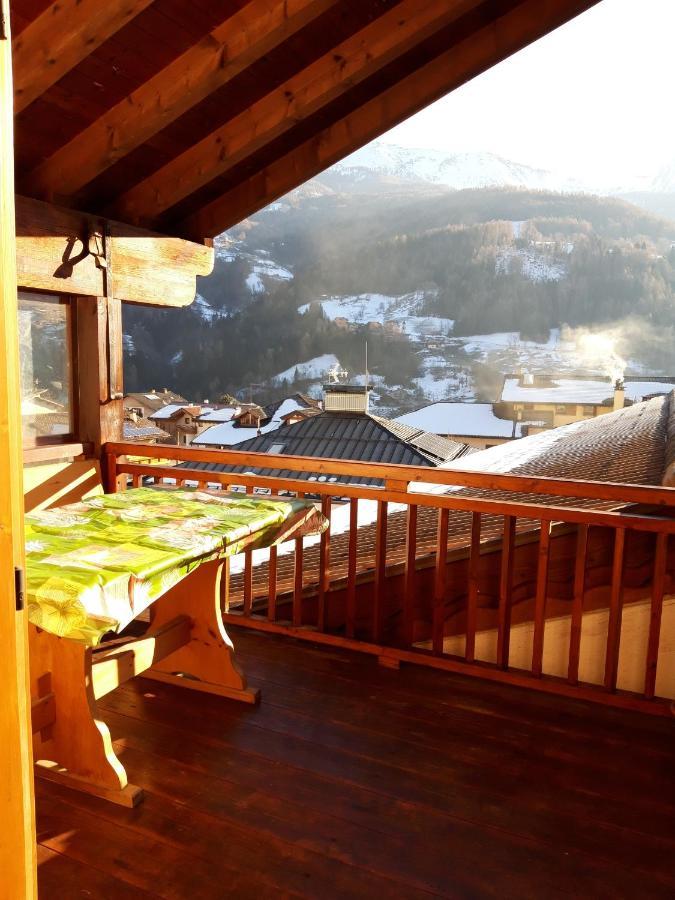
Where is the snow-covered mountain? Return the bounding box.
[326,142,589,193]
[317,141,675,203]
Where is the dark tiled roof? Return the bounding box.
[123,417,170,442]
[179,411,471,487]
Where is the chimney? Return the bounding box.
[613,378,625,411]
[323,383,371,414]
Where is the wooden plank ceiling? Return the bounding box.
[11,0,600,242]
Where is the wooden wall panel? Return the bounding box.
[15,196,213,305]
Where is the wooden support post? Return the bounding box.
[146,559,259,705]
[30,627,142,808]
[0,1,37,892]
[77,295,124,490]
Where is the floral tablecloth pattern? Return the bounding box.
[25,487,326,645]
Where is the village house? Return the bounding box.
[500,372,675,431]
[147,403,208,446]
[395,401,524,450]
[398,374,675,447]
[123,388,189,420]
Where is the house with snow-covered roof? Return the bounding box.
[193,393,321,448]
[499,373,675,433]
[123,388,189,420]
[395,402,523,450]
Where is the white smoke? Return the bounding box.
[559,318,673,381]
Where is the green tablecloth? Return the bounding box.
[25,487,326,646]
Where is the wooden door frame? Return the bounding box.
[0,1,37,896]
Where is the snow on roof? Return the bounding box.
[623,380,675,401]
[149,403,184,419]
[395,403,519,439]
[194,397,305,447]
[198,406,239,423]
[501,376,675,405]
[501,377,616,404]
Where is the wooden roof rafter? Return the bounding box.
[107,0,484,228]
[21,0,340,202]
[11,0,601,244]
[12,0,155,113]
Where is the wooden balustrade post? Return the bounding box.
[531,522,551,677]
[345,498,358,638]
[432,508,449,655]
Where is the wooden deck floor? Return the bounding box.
[37,627,675,899]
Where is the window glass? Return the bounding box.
[18,292,74,446]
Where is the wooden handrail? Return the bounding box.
[105,441,675,508]
[111,459,675,534]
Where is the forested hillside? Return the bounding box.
[123,183,675,411]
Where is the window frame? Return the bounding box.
[18,289,79,450]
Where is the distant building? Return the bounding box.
[500,374,675,433]
[124,388,188,420]
[395,402,523,450]
[148,404,209,446]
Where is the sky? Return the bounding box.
[380,0,675,188]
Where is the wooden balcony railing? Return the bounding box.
[104,441,675,716]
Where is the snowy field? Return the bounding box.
[272,354,340,384]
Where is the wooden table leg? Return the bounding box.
[29,627,143,808]
[145,558,260,704]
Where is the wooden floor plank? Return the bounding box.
[230,628,673,744]
[36,630,675,899]
[233,638,675,769]
[100,681,675,891]
[102,706,675,893]
[37,844,161,899]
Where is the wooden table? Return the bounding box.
[27,487,327,806]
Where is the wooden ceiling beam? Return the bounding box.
[12,0,155,114]
[21,0,340,201]
[180,0,600,240]
[109,0,481,227]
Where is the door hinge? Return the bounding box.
[14,567,25,612]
